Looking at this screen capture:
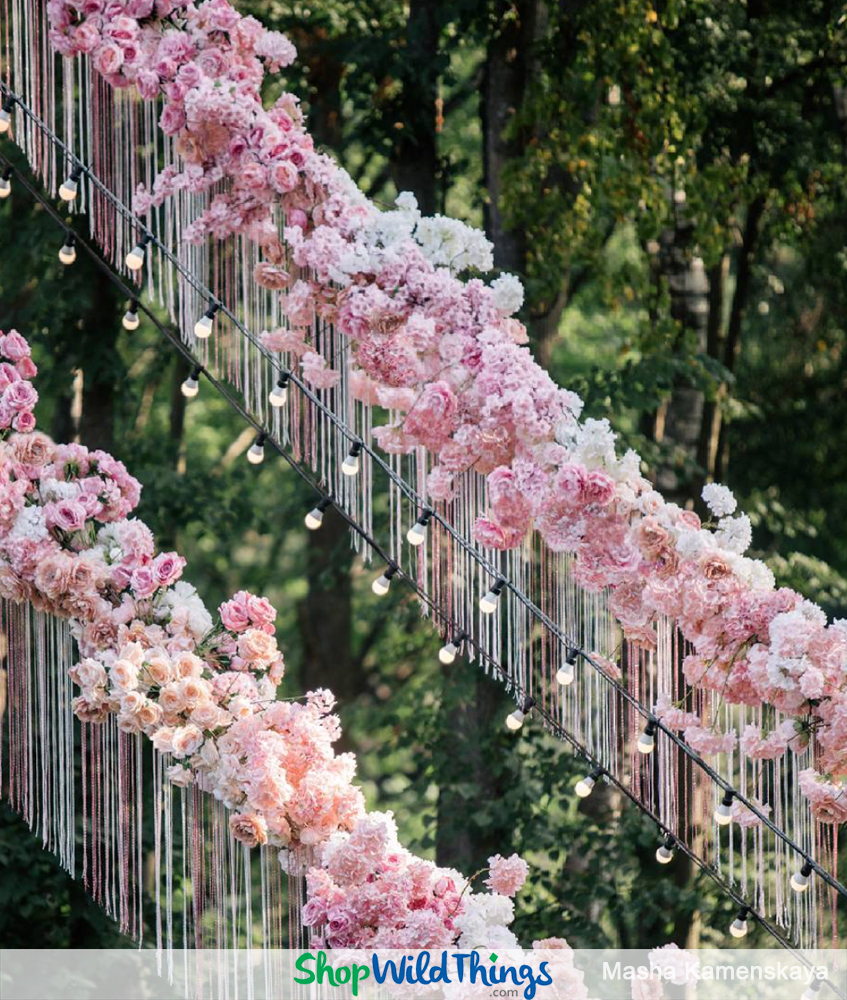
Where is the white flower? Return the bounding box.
[490,273,524,315]
[572,418,618,469]
[714,513,752,554]
[701,482,737,517]
[676,528,712,561]
[155,581,213,638]
[733,557,775,591]
[9,506,49,543]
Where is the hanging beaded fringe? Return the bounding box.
[3,0,838,958]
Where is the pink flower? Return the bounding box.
[152,551,186,588]
[93,42,124,76]
[220,591,251,632]
[485,853,528,896]
[402,382,458,451]
[3,380,37,413]
[1,330,31,362]
[301,351,341,390]
[46,500,87,533]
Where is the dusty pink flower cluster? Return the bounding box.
[0,330,39,436]
[44,3,847,820]
[0,328,535,947]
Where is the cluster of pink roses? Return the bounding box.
[302,813,527,950]
[0,330,39,437]
[0,328,535,948]
[44,2,846,821]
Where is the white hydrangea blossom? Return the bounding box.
[701,482,737,518]
[733,556,775,592]
[455,892,518,949]
[40,479,79,502]
[490,272,525,315]
[570,418,618,469]
[415,215,494,273]
[8,506,49,543]
[714,513,753,554]
[155,581,213,638]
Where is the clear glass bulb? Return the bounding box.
[269,383,288,407]
[656,844,674,864]
[341,454,360,476]
[181,376,199,398]
[247,443,265,465]
[574,776,595,798]
[304,507,324,530]
[122,308,139,331]
[0,177,10,199]
[125,244,146,270]
[714,803,733,826]
[479,589,500,614]
[556,662,575,686]
[58,177,78,202]
[802,983,823,1000]
[790,870,810,893]
[0,109,11,134]
[407,521,428,546]
[371,573,391,596]
[637,732,655,754]
[505,709,524,731]
[58,243,76,265]
[194,314,214,339]
[729,917,747,939]
[438,641,458,665]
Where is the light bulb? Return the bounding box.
[479,577,506,614]
[371,565,397,596]
[247,431,267,465]
[181,365,202,398]
[575,767,602,798]
[0,167,11,198]
[341,442,362,476]
[58,165,82,202]
[438,632,466,665]
[269,373,289,407]
[505,709,525,731]
[0,97,13,134]
[122,300,140,331]
[790,862,813,893]
[194,303,219,339]
[305,498,331,530]
[407,510,433,546]
[556,662,575,686]
[506,697,535,732]
[58,236,76,265]
[729,909,749,939]
[637,721,657,755]
[802,982,823,1000]
[125,233,151,271]
[714,791,734,826]
[656,836,675,864]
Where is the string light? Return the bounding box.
[58,164,82,202]
[181,365,202,398]
[341,441,362,476]
[269,371,290,408]
[0,166,11,198]
[371,564,398,596]
[122,299,140,331]
[556,647,579,686]
[505,696,536,732]
[479,577,506,614]
[194,302,220,339]
[802,981,823,1000]
[729,906,750,939]
[438,631,467,665]
[0,95,14,134]
[125,232,152,271]
[656,835,675,864]
[304,497,331,530]
[58,233,76,265]
[791,861,813,893]
[715,790,735,826]
[574,765,603,798]
[247,431,267,465]
[407,509,433,546]
[637,719,657,754]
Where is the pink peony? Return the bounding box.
[485,853,529,896]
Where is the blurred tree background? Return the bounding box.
[1,0,845,950]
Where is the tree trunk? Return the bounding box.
[77,270,122,453]
[651,218,710,505]
[389,0,440,216]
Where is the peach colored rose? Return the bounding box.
[701,552,732,581]
[190,702,222,730]
[110,659,139,691]
[237,628,279,668]
[170,724,204,758]
[166,764,193,788]
[158,683,185,714]
[150,727,175,753]
[143,654,174,686]
[229,812,268,848]
[9,431,54,467]
[120,691,145,714]
[174,651,204,678]
[137,702,163,729]
[636,516,671,559]
[179,676,209,708]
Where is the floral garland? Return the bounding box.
[43,0,847,819]
[0,325,539,949]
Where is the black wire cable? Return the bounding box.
[1,112,844,901]
[3,152,845,981]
